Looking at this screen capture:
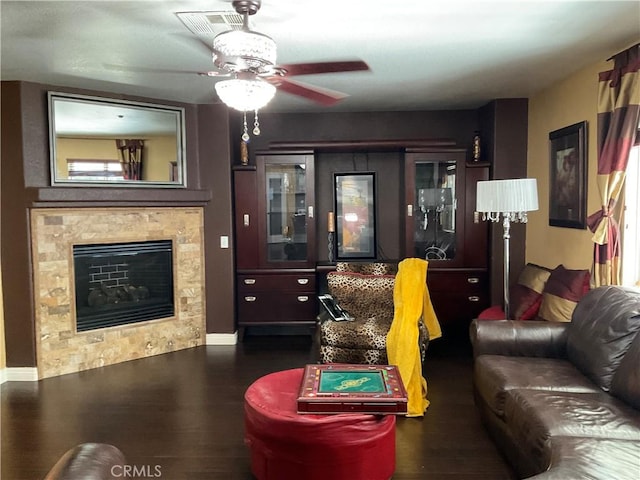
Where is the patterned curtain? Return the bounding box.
[115,139,144,180]
[587,44,640,287]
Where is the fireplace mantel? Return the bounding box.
[26,186,213,208]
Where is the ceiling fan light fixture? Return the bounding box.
[212,29,276,71]
[214,77,276,112]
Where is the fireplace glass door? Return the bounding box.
[73,240,174,331]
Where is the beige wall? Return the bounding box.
[526,58,610,270]
[55,135,177,181]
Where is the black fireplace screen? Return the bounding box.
[73,240,174,332]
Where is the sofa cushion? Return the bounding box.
[538,265,590,322]
[474,355,600,418]
[505,389,640,448]
[510,263,552,320]
[566,286,640,391]
[526,437,640,480]
[327,272,395,320]
[611,330,640,410]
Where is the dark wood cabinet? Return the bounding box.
[404,148,467,267]
[427,269,489,332]
[403,148,490,330]
[233,144,491,334]
[233,166,260,270]
[233,152,317,328]
[236,272,316,325]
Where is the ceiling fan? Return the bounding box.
[204,0,370,108]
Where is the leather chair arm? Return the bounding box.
[44,443,125,480]
[469,319,569,359]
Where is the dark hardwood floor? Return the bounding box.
[1,333,516,479]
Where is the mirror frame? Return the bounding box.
[48,91,187,188]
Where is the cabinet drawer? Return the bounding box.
[238,274,316,292]
[430,291,489,325]
[427,271,487,293]
[238,291,317,323]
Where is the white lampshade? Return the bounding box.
[214,78,276,112]
[476,178,539,214]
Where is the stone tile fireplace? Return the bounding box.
[31,207,205,379]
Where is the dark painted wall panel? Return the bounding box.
[479,99,529,306]
[197,104,236,334]
[0,81,234,366]
[1,81,37,366]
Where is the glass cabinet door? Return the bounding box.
[405,150,465,265]
[258,154,315,267]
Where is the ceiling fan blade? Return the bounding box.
[103,63,225,77]
[272,77,349,106]
[277,60,370,77]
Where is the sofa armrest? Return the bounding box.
[44,443,125,480]
[469,319,569,359]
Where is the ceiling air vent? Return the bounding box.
[175,11,243,36]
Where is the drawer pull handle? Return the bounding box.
[244,296,257,302]
[243,279,256,285]
[297,296,309,302]
[297,278,309,285]
[467,277,480,284]
[468,296,480,302]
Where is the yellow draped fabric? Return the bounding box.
[386,258,441,417]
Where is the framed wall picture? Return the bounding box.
[334,172,377,259]
[548,121,588,229]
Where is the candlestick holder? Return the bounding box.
[328,232,335,263]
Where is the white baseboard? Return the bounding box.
[2,367,39,383]
[206,332,238,345]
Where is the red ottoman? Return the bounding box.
[244,368,396,480]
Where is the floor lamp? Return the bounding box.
[476,178,539,319]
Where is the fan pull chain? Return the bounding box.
[242,112,250,142]
[253,109,261,136]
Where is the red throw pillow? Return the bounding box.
[538,265,591,322]
[477,305,506,320]
[509,263,552,320]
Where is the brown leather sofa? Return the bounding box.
[470,285,640,479]
[44,443,125,480]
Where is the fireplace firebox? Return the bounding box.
[73,240,174,331]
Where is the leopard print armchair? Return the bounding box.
[318,262,429,365]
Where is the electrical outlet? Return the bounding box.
[220,236,229,248]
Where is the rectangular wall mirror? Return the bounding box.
[48,91,186,187]
[334,172,377,259]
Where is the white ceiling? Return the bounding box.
[1,0,639,114]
